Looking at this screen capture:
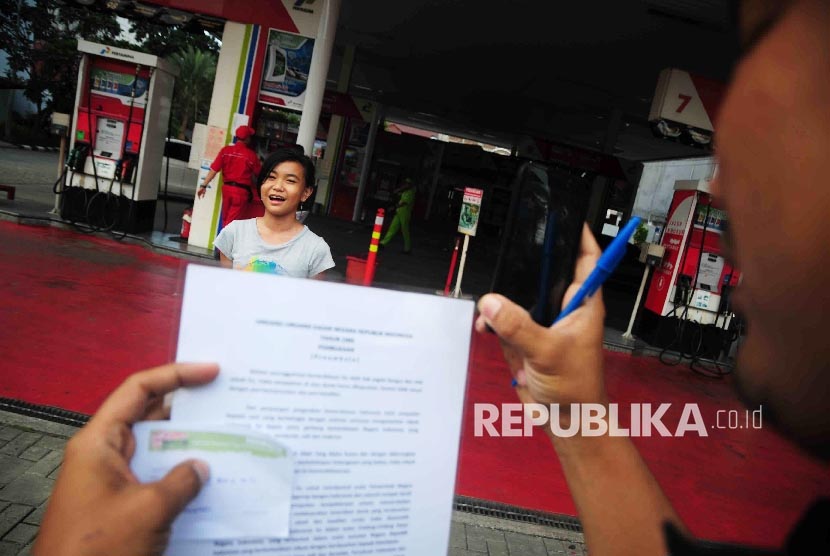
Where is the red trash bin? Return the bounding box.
[346,256,375,285]
[181,207,193,239]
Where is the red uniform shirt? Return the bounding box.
[210,142,262,188]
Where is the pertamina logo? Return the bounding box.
[99,45,135,61]
[293,0,316,14]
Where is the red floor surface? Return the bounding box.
[2,221,828,547]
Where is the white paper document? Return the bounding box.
[169,265,474,556]
[130,422,293,541]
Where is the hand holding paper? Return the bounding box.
[130,422,294,541]
[32,363,218,556]
[36,268,475,556]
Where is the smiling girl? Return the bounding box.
[213,148,334,278]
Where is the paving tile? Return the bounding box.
[0,415,76,440]
[21,505,45,527]
[0,506,33,538]
[0,541,21,556]
[465,525,505,552]
[17,447,49,463]
[2,524,36,546]
[31,437,66,452]
[16,542,34,556]
[545,538,585,556]
[0,458,32,487]
[24,451,62,478]
[543,538,571,555]
[566,541,583,555]
[504,531,547,556]
[448,549,479,556]
[0,428,20,443]
[46,465,61,480]
[449,521,466,549]
[0,434,41,458]
[486,540,508,556]
[0,475,54,507]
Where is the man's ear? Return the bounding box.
[301,186,314,202]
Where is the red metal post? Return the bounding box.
[363,208,384,286]
[444,236,461,294]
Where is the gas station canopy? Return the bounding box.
[79,0,738,162]
[336,0,738,161]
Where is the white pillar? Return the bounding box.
[296,0,341,155]
[425,141,445,220]
[622,264,651,340]
[453,235,471,298]
[352,104,382,222]
[586,108,623,230]
[188,21,248,249]
[315,42,354,213]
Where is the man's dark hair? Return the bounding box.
[258,147,315,188]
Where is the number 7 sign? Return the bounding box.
[648,68,719,132]
[677,94,692,113]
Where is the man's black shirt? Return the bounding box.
[665,499,829,555]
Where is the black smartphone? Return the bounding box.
[490,161,590,326]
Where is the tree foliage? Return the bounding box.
[129,19,220,59]
[168,45,217,139]
[127,19,220,138]
[0,0,220,140]
[1,0,126,118]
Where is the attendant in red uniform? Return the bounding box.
[197,125,262,228]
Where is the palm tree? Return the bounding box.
[169,45,217,140]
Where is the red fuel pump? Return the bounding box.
[639,180,742,365]
[62,40,177,233]
[644,179,740,322]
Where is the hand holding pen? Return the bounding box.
[555,217,641,323]
[476,218,640,395]
[475,224,609,408]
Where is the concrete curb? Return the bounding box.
[17,144,59,152]
[0,209,216,264]
[0,142,59,152]
[452,510,585,545]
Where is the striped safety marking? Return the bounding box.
[363,208,385,285]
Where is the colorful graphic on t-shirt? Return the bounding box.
[244,259,287,275]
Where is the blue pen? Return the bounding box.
[510,217,641,388]
[554,216,642,323]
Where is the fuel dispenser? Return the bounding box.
[639,179,741,360]
[62,40,177,233]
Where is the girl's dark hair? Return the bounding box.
[258,146,316,188]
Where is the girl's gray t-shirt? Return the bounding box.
[214,219,335,278]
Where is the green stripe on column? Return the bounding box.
[227,25,252,143]
[208,24,253,249]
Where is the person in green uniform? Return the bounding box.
[380,177,416,253]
